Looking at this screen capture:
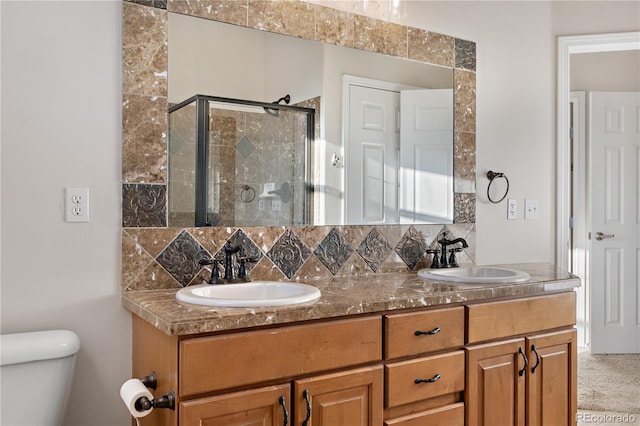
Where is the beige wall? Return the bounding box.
[571,50,640,92]
[1,1,638,425]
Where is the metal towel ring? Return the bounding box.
[487,170,509,204]
[240,185,256,203]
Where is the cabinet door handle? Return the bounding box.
[415,326,441,336]
[302,389,311,426]
[531,344,540,374]
[518,347,528,376]
[415,373,441,384]
[278,396,289,426]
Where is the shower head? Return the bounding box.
[264,94,291,117]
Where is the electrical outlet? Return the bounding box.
[65,187,89,222]
[507,198,517,220]
[272,199,281,211]
[258,198,266,211]
[525,199,539,219]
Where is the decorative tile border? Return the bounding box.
[122,224,476,290]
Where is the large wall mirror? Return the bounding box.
[167,11,455,228]
[121,0,476,230]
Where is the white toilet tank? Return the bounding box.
[1,330,80,426]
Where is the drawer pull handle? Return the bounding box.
[415,373,441,384]
[415,326,441,336]
[302,389,311,426]
[278,396,289,426]
[518,346,528,376]
[531,344,540,374]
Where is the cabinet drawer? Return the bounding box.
[384,402,464,426]
[385,350,464,408]
[180,316,382,397]
[385,307,464,359]
[466,292,576,344]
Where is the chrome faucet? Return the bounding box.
[428,232,468,269]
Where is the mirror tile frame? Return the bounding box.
[121,0,477,289]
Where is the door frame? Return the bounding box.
[342,75,422,223]
[556,32,640,270]
[556,32,640,348]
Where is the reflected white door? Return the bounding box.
[589,91,640,354]
[399,89,453,224]
[346,84,400,224]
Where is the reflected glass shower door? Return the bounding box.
[168,95,315,227]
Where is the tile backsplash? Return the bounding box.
[121,0,477,290]
[122,223,476,290]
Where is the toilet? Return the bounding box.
[1,330,80,425]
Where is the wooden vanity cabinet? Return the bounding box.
[132,291,577,426]
[465,292,577,426]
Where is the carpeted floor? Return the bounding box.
[578,352,640,414]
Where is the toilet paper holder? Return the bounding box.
[135,390,175,412]
[135,371,175,412]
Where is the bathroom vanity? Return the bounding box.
[123,263,578,426]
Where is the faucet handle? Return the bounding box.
[448,247,463,267]
[426,249,440,268]
[199,258,223,284]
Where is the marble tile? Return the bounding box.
[168,0,248,26]
[408,28,454,68]
[122,2,167,97]
[125,261,183,290]
[354,15,407,58]
[122,230,156,289]
[454,69,476,134]
[122,94,168,183]
[124,227,182,258]
[454,131,476,193]
[315,5,355,47]
[292,254,333,281]
[248,0,315,39]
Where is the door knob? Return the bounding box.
[594,232,615,241]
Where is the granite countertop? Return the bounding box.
[121,263,580,336]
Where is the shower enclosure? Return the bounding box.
[168,95,315,227]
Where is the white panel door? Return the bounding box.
[589,91,640,354]
[399,89,454,224]
[346,84,400,224]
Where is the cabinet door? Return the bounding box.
[526,329,577,426]
[294,365,383,426]
[466,338,526,426]
[179,384,290,426]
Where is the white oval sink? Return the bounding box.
[417,267,530,283]
[176,281,321,307]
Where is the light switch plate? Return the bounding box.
[507,198,517,220]
[525,199,539,219]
